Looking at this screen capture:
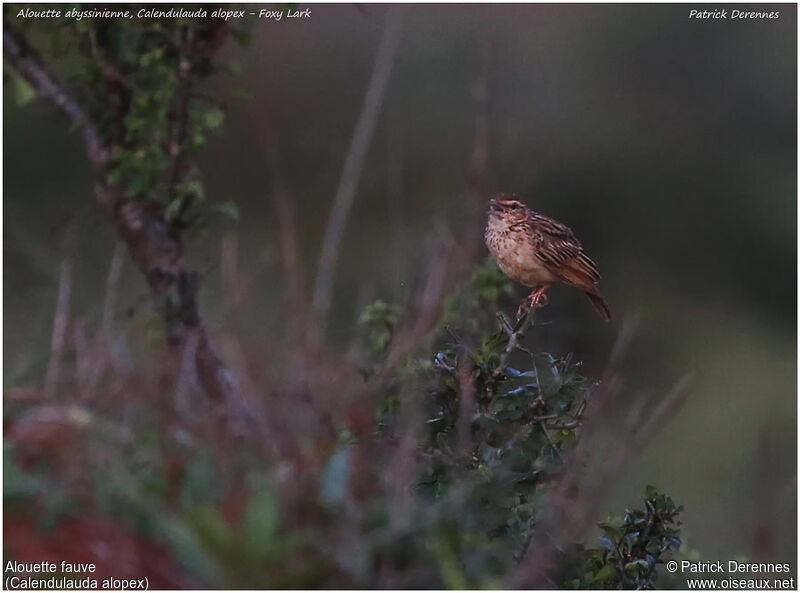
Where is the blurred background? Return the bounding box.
[4,2,796,569]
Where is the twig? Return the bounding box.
[539,421,565,463]
[435,33,496,302]
[384,229,454,369]
[467,34,492,198]
[101,242,125,332]
[386,116,407,301]
[383,386,425,536]
[175,331,201,411]
[308,6,406,346]
[3,19,105,163]
[359,29,492,381]
[493,308,535,380]
[81,243,125,400]
[44,261,71,399]
[168,23,195,195]
[457,360,476,461]
[460,32,495,261]
[634,373,695,441]
[496,312,515,335]
[261,136,304,339]
[220,232,241,311]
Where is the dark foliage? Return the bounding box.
[4,260,686,589]
[560,487,683,589]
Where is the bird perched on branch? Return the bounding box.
[485,194,612,320]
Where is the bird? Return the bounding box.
[484,193,612,321]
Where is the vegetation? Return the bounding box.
[4,8,690,589]
[4,7,251,399]
[5,257,685,588]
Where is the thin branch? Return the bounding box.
[457,360,477,461]
[492,308,535,381]
[175,331,201,412]
[220,232,241,311]
[539,421,564,462]
[496,311,515,335]
[467,35,492,197]
[101,242,125,331]
[261,136,304,339]
[3,19,105,163]
[168,23,195,195]
[383,385,425,537]
[81,243,125,400]
[44,261,71,399]
[384,229,455,369]
[449,33,496,286]
[308,6,406,346]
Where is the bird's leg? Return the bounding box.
[517,285,552,318]
[518,285,548,319]
[531,284,551,308]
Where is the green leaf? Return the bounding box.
[624,558,651,573]
[243,490,280,556]
[11,70,36,107]
[533,353,563,396]
[3,443,47,499]
[160,516,223,586]
[180,178,206,201]
[180,455,224,509]
[165,197,185,222]
[203,107,225,129]
[210,201,239,221]
[188,506,234,552]
[123,115,145,133]
[124,170,152,198]
[592,563,619,584]
[105,168,122,186]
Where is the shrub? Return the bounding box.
[5,260,685,589]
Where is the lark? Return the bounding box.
[485,194,612,320]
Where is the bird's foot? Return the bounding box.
[517,290,548,320]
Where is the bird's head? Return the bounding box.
[488,193,530,225]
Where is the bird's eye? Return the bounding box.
[510,203,518,210]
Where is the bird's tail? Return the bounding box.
[584,291,612,321]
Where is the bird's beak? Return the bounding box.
[489,198,501,213]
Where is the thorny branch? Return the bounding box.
[493,308,536,381]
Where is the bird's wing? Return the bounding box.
[529,212,601,287]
